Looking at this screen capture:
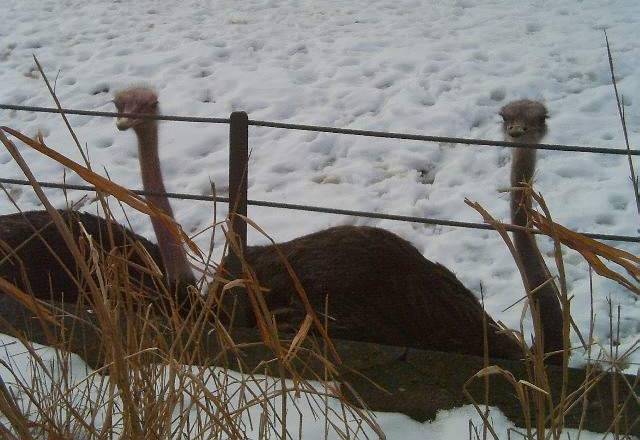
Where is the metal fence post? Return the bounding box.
[229,111,248,251]
[227,111,249,326]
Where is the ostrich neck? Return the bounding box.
[510,145,563,354]
[134,122,194,283]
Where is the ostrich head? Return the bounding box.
[499,99,548,143]
[113,87,159,131]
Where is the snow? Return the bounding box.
[0,334,614,440]
[0,0,639,437]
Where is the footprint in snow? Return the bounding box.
[194,69,213,78]
[374,77,394,90]
[95,136,114,150]
[594,213,615,227]
[601,132,614,141]
[608,194,628,211]
[89,83,110,96]
[526,22,542,34]
[489,87,506,102]
[76,51,91,62]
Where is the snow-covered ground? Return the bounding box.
[0,0,639,437]
[0,333,615,440]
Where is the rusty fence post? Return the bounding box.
[227,111,249,325]
[229,111,248,251]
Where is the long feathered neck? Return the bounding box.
[510,147,563,356]
[134,120,194,284]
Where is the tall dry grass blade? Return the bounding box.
[0,279,56,325]
[529,187,573,437]
[32,56,90,168]
[0,128,104,303]
[465,198,553,359]
[528,204,639,296]
[464,366,521,440]
[34,57,129,261]
[237,213,341,363]
[285,314,313,364]
[0,128,156,437]
[466,195,582,439]
[603,31,640,218]
[0,370,33,440]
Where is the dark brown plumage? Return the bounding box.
[239,225,523,359]
[0,209,166,303]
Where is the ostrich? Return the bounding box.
[113,88,562,361]
[0,89,194,308]
[501,99,564,358]
[112,87,194,287]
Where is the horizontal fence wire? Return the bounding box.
[1,177,638,244]
[249,119,640,156]
[1,103,638,155]
[1,104,638,242]
[0,104,230,125]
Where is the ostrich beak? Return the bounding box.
[116,117,137,130]
[507,124,526,138]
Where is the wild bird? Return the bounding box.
[0,90,194,308]
[112,87,195,288]
[112,87,562,361]
[500,99,564,358]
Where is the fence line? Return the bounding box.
[1,103,638,156]
[1,104,638,248]
[249,119,639,156]
[1,177,638,244]
[0,104,230,125]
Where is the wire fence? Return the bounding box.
[1,103,638,156]
[1,177,637,243]
[1,103,638,246]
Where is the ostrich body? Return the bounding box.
[241,225,523,359]
[114,88,561,360]
[0,209,165,303]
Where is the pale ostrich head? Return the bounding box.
[113,87,159,131]
[499,99,548,142]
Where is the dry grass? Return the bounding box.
[467,189,639,440]
[0,180,384,439]
[0,70,383,437]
